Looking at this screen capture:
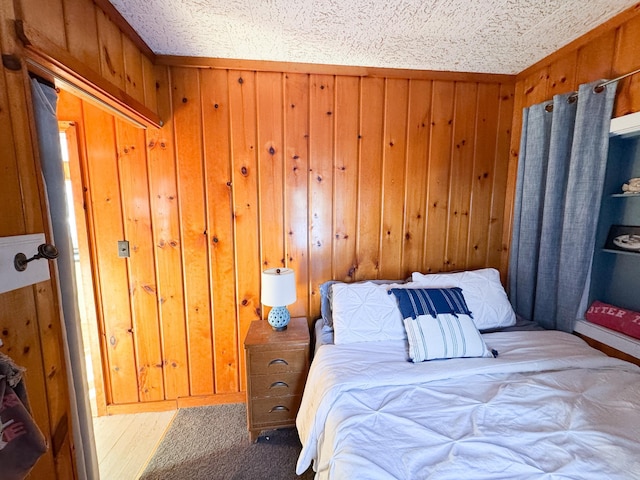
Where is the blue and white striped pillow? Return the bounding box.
[389,287,473,319]
[389,288,492,362]
[402,314,493,362]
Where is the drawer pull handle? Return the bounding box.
[270,381,289,389]
[269,405,290,413]
[268,358,289,367]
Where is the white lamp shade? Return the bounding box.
[261,268,296,306]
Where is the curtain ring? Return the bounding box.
[593,84,605,94]
[567,93,578,104]
[544,103,553,112]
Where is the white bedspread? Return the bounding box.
[296,331,640,479]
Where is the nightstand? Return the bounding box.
[244,317,310,442]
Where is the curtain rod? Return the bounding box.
[597,66,640,89]
[544,66,640,112]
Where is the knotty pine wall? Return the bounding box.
[0,0,639,478]
[0,0,159,477]
[57,65,515,408]
[16,0,158,118]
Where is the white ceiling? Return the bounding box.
[109,0,636,75]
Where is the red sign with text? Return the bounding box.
[585,301,640,340]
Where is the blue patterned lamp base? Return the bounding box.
[268,306,290,331]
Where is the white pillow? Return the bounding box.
[411,268,515,330]
[331,282,405,344]
[320,278,407,331]
[404,314,494,362]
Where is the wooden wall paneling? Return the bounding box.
[52,435,75,480]
[402,79,432,274]
[158,54,517,84]
[200,68,239,394]
[142,55,158,115]
[514,4,640,85]
[33,280,74,474]
[545,51,578,99]
[0,70,26,236]
[146,65,189,399]
[423,81,455,272]
[96,7,125,91]
[355,77,385,281]
[521,67,549,109]
[467,83,500,269]
[283,73,310,319]
[612,15,640,117]
[0,4,61,471]
[308,74,335,313]
[228,69,260,391]
[380,78,409,279]
[501,80,524,281]
[257,71,285,275]
[170,67,213,396]
[333,76,359,282]
[122,35,146,105]
[575,29,615,86]
[1,39,45,235]
[488,83,515,273]
[61,0,101,74]
[19,0,160,120]
[18,0,67,49]
[82,101,139,404]
[446,82,478,271]
[92,0,156,61]
[115,118,163,401]
[0,290,57,478]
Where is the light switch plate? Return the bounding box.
[0,233,51,294]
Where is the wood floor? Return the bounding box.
[93,410,176,480]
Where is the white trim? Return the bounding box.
[610,111,640,137]
[0,233,50,294]
[574,319,640,359]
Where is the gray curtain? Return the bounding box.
[30,78,98,480]
[509,80,617,332]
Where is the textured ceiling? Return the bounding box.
[109,0,637,74]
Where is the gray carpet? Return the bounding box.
[140,403,315,479]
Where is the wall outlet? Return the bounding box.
[118,240,130,258]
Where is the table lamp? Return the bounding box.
[261,267,296,331]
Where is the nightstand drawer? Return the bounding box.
[250,395,302,426]
[249,371,306,397]
[249,348,307,375]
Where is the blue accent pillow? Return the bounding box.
[389,287,473,319]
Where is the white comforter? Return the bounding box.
[296,331,640,479]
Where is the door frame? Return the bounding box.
[59,120,108,416]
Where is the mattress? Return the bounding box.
[296,330,640,479]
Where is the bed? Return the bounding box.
[296,269,640,479]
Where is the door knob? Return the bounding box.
[14,243,59,272]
